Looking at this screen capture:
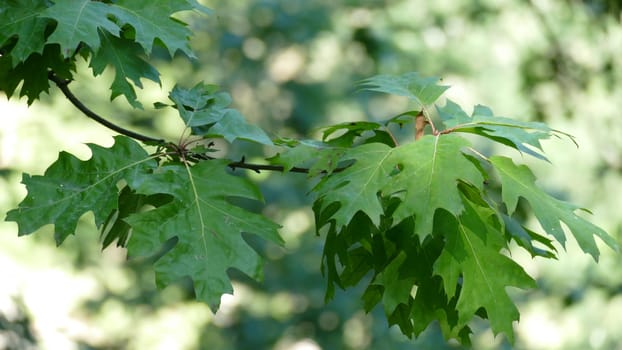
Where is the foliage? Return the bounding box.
[0,0,618,346]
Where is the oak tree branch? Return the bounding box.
[47,71,165,144]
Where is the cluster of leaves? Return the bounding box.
[273,73,618,342]
[1,1,617,345]
[0,0,211,107]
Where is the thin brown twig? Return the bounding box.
[47,71,165,144]
[227,161,313,174]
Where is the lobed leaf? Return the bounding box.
[35,0,209,106]
[490,156,618,260]
[0,44,74,104]
[5,136,157,244]
[438,100,574,161]
[269,138,345,176]
[434,201,536,343]
[109,0,211,58]
[0,0,51,66]
[206,109,273,145]
[168,83,230,126]
[41,0,209,58]
[125,161,282,309]
[321,206,471,342]
[314,134,484,239]
[313,142,395,229]
[90,30,160,108]
[165,83,272,145]
[389,134,484,237]
[358,72,450,107]
[42,0,121,57]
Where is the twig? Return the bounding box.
[47,71,165,144]
[415,111,427,140]
[228,161,309,173]
[172,150,346,174]
[227,157,348,174]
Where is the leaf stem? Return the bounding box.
[48,71,165,145]
[421,105,438,136]
[383,125,400,146]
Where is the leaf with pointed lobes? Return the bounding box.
[42,0,121,56]
[490,156,618,260]
[90,30,160,108]
[0,0,51,66]
[41,0,209,58]
[165,83,272,145]
[434,201,536,344]
[438,100,576,162]
[109,0,211,58]
[5,136,157,244]
[269,138,345,176]
[312,142,395,230]
[313,134,484,239]
[125,161,282,310]
[0,44,74,105]
[358,72,450,107]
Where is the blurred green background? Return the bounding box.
[2,0,622,349]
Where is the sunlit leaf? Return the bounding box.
[491,156,618,260]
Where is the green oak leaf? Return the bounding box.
[100,186,143,249]
[90,30,160,108]
[313,142,395,229]
[0,56,20,98]
[109,0,211,58]
[0,44,73,104]
[502,214,557,259]
[434,201,536,343]
[358,72,450,107]
[339,246,373,287]
[206,109,273,145]
[491,156,618,260]
[376,252,414,317]
[168,83,231,127]
[99,187,171,249]
[318,121,397,148]
[438,100,574,161]
[321,121,383,145]
[5,136,157,244]
[0,0,51,66]
[313,134,484,238]
[125,161,282,309]
[320,210,378,301]
[411,276,468,342]
[165,83,272,145]
[41,0,209,57]
[436,99,471,128]
[389,134,484,237]
[269,138,345,176]
[382,110,422,128]
[42,0,121,56]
